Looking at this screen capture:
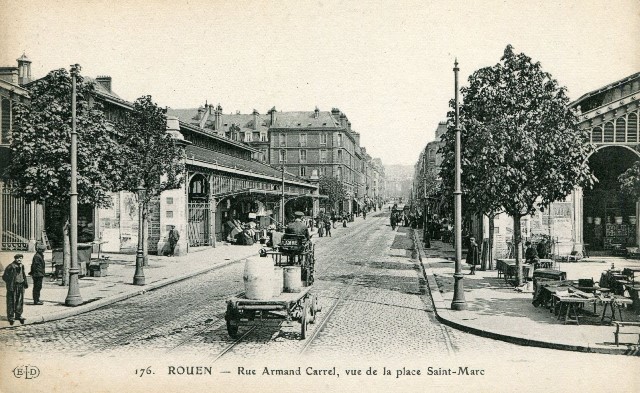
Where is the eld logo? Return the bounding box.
[13,365,40,379]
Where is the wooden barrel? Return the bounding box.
[283,266,302,293]
[243,257,274,299]
[273,266,284,297]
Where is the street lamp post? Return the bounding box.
[65,64,83,307]
[280,165,285,227]
[133,184,146,285]
[451,58,467,311]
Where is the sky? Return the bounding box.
[2,0,639,166]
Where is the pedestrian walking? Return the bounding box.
[29,243,46,305]
[466,237,480,275]
[390,212,397,230]
[3,254,28,325]
[363,209,367,220]
[167,225,180,256]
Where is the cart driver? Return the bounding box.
[285,211,310,241]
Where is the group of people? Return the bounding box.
[314,214,333,238]
[525,238,549,267]
[225,216,264,246]
[2,242,46,325]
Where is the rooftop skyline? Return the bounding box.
[2,0,638,166]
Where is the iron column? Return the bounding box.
[451,58,467,310]
[281,166,285,227]
[65,64,83,306]
[133,184,146,285]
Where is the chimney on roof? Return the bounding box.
[96,75,112,92]
[253,109,259,130]
[17,53,31,85]
[314,106,319,119]
[213,104,223,134]
[269,106,277,126]
[339,113,347,129]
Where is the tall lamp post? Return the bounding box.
[451,58,467,310]
[280,165,285,227]
[65,64,83,306]
[133,184,146,285]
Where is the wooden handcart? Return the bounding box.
[225,286,321,339]
[225,234,320,339]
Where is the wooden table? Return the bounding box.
[496,259,531,282]
[622,267,640,284]
[554,294,597,325]
[600,295,634,324]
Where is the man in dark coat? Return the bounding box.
[536,239,548,260]
[29,243,46,305]
[285,211,310,240]
[466,237,480,275]
[167,225,180,256]
[3,254,28,325]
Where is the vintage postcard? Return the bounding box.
[1,1,639,392]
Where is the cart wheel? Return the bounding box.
[225,303,239,339]
[301,299,310,339]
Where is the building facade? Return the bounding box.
[0,55,34,251]
[170,105,386,216]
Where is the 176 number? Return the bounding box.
[135,367,154,377]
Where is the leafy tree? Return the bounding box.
[440,97,505,270]
[440,45,594,284]
[619,161,640,200]
[4,68,124,285]
[114,95,185,265]
[319,175,345,213]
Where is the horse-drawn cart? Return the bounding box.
[225,234,320,339]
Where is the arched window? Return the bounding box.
[603,122,614,142]
[591,127,603,143]
[616,117,626,142]
[629,112,639,143]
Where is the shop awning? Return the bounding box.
[214,188,310,200]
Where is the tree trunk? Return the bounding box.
[488,214,495,270]
[62,217,70,286]
[513,214,523,286]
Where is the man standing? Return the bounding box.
[536,238,548,260]
[168,225,180,256]
[3,254,28,325]
[29,243,46,305]
[466,237,480,275]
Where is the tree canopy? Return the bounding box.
[618,160,640,200]
[114,95,185,206]
[3,68,123,209]
[439,45,595,283]
[319,175,345,212]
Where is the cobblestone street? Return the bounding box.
[1,211,634,369]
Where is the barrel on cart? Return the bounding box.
[225,234,320,339]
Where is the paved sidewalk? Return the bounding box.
[413,230,640,356]
[0,242,266,329]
